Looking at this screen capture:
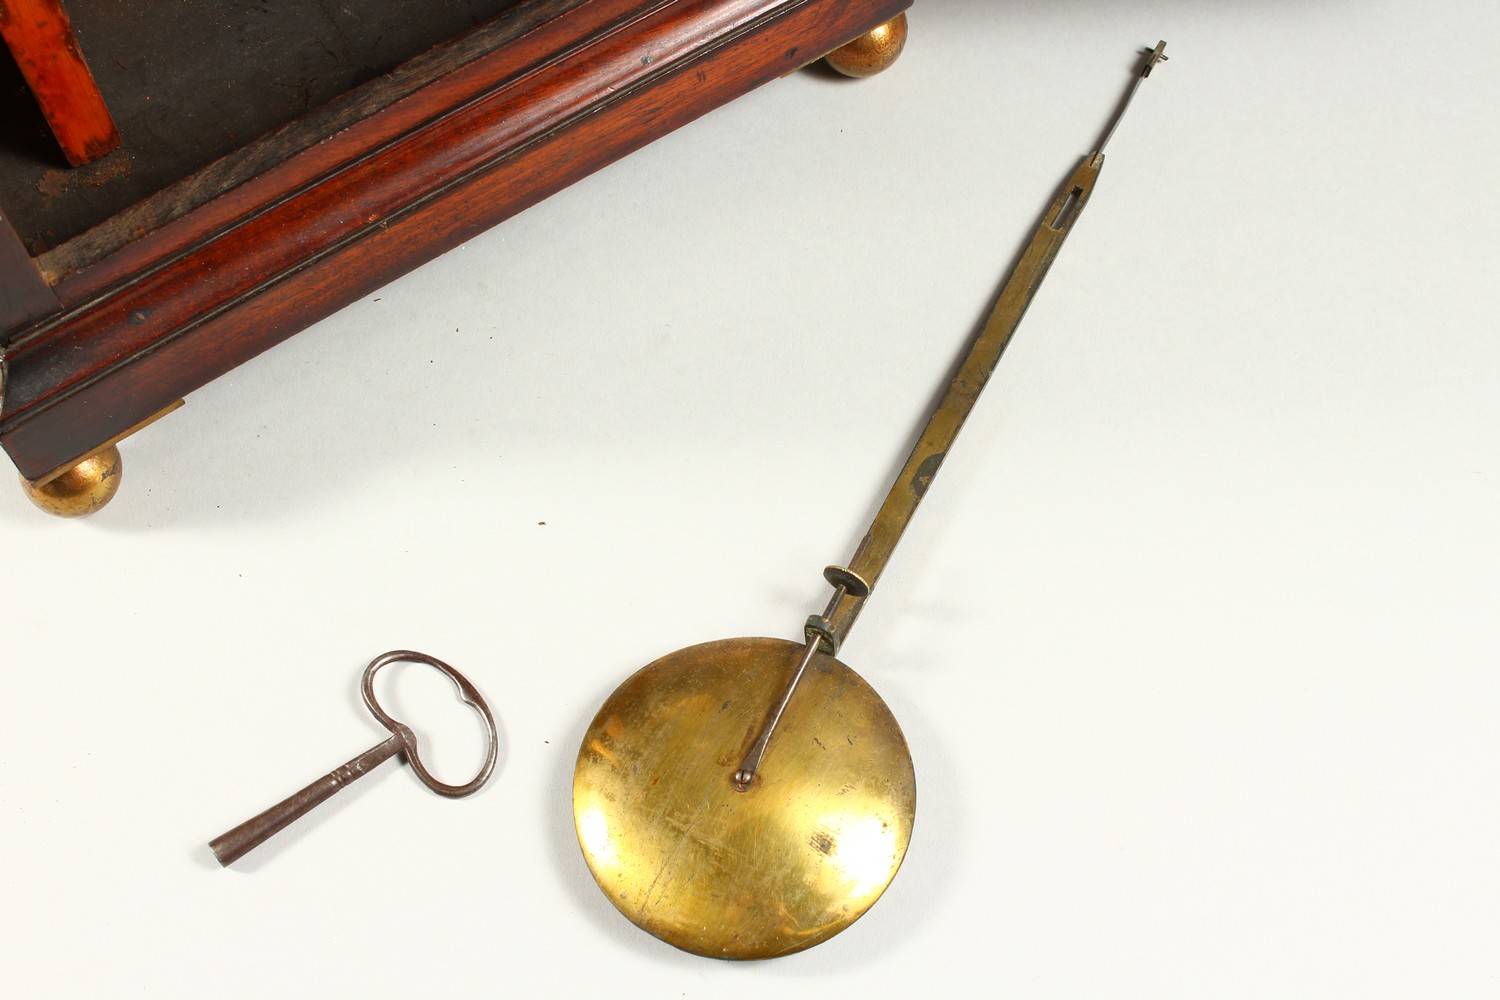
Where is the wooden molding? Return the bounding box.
[0,209,57,331]
[1,0,908,481]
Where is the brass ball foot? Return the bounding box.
[21,445,123,517]
[824,13,908,78]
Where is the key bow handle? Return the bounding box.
[361,650,499,798]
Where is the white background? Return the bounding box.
[4,1,1498,996]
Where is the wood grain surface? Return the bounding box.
[0,0,907,481]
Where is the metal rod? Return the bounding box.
[732,634,824,791]
[819,40,1169,652]
[209,734,405,866]
[816,152,1106,648]
[730,43,1169,789]
[1096,41,1168,155]
[736,157,1115,790]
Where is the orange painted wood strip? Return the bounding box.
[0,0,120,166]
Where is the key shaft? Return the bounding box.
[209,733,405,867]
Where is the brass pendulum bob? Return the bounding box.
[572,43,1169,960]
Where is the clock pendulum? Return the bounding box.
[573,42,1169,959]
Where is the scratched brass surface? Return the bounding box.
[573,637,915,959]
[20,398,183,518]
[825,13,908,78]
[20,444,121,517]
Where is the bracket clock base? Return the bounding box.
[0,0,912,516]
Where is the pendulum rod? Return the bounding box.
[732,42,1170,791]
